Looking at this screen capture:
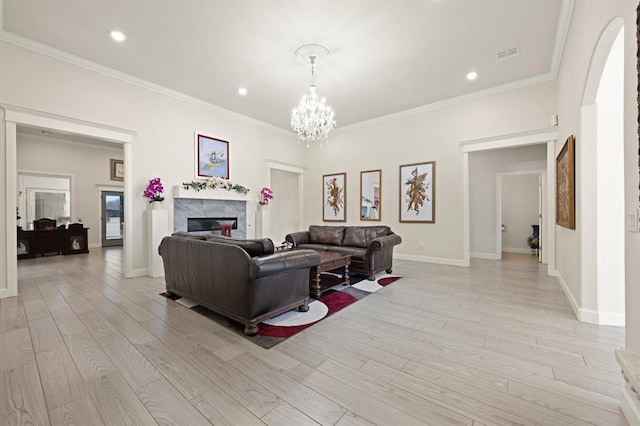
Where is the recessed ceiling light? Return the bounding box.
[466,71,478,81]
[110,31,126,42]
[238,87,248,96]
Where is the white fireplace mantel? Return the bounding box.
[173,185,252,202]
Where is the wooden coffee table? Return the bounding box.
[309,251,351,299]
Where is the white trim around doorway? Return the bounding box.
[460,127,557,274]
[1,104,136,298]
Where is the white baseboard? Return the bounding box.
[394,253,468,267]
[502,247,531,254]
[555,270,625,326]
[579,308,625,327]
[471,252,501,260]
[598,312,625,326]
[88,243,102,249]
[127,268,149,278]
[555,270,581,321]
[0,287,18,299]
[621,386,640,426]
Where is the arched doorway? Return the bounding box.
[580,18,625,325]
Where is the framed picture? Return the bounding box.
[556,135,576,229]
[196,133,229,179]
[323,173,346,222]
[110,159,124,181]
[399,161,435,223]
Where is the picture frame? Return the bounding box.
[556,135,576,229]
[399,161,435,223]
[360,169,382,221]
[110,159,124,181]
[196,133,229,179]
[323,172,346,222]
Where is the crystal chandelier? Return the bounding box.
[291,44,337,146]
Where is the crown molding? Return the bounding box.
[0,30,295,138]
[0,0,574,137]
[335,72,555,134]
[550,0,576,78]
[330,0,574,135]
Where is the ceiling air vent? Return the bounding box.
[497,45,520,61]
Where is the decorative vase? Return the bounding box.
[527,224,540,250]
[151,201,164,210]
[216,219,236,237]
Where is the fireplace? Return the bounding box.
[174,198,246,238]
[187,217,238,232]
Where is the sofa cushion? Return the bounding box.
[171,232,207,240]
[326,246,367,260]
[309,226,345,246]
[343,226,390,248]
[205,235,274,257]
[296,243,330,252]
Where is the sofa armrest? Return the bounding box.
[250,249,320,278]
[368,233,403,252]
[285,231,310,247]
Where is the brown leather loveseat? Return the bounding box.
[285,225,402,280]
[159,234,320,335]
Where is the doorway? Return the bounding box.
[101,191,123,247]
[578,18,625,325]
[497,171,545,263]
[263,162,304,243]
[1,105,135,299]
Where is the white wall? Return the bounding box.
[0,39,306,281]
[502,174,539,253]
[304,81,557,264]
[16,134,123,246]
[469,145,546,257]
[555,0,635,331]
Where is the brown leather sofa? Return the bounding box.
[158,233,320,335]
[285,225,402,280]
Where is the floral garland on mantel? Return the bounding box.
[182,177,250,194]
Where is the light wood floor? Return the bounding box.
[1,248,627,425]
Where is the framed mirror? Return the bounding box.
[360,169,381,221]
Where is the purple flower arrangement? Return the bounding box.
[259,187,273,205]
[144,177,165,203]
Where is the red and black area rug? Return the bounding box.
[160,273,402,349]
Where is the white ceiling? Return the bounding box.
[2,0,568,131]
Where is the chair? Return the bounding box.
[33,218,56,230]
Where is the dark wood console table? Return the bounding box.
[17,227,89,259]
